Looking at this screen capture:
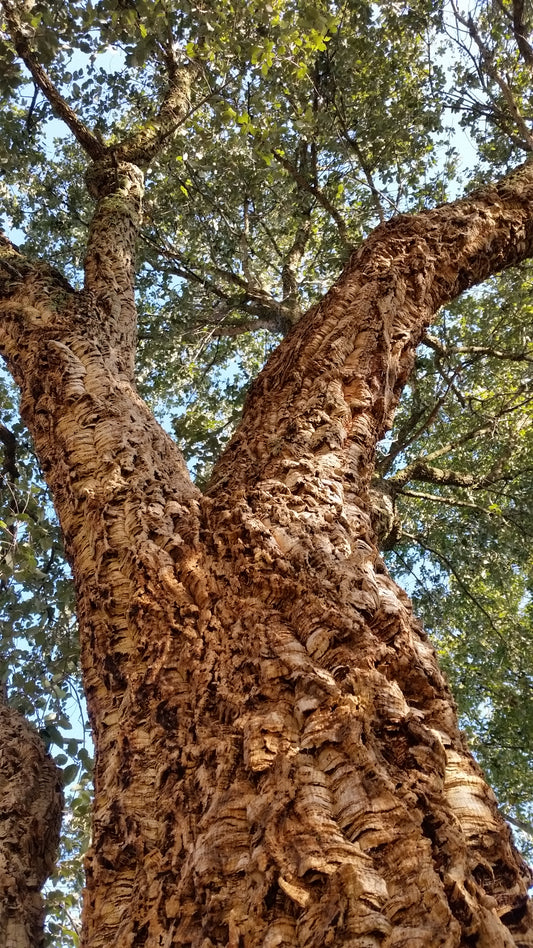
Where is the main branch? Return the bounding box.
[210,159,533,497]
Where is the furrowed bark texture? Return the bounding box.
[1,161,533,947]
[0,696,63,947]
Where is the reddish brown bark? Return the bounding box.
[1,161,533,946]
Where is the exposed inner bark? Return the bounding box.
[1,161,533,947]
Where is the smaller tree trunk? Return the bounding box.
[0,692,63,948]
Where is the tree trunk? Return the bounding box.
[1,159,533,946]
[0,693,63,948]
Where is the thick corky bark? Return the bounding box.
[0,695,63,948]
[1,161,533,946]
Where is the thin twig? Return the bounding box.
[1,0,105,158]
[272,149,352,247]
[423,332,533,363]
[402,530,503,635]
[451,0,533,150]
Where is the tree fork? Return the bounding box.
[1,164,533,945]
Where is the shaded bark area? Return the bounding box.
[1,163,533,946]
[0,696,63,947]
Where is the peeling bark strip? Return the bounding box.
[1,163,533,946]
